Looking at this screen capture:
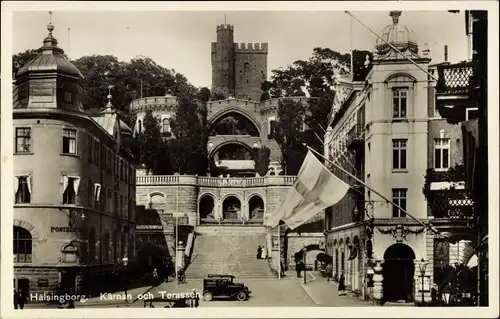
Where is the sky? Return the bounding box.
[12,10,469,88]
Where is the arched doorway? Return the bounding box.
[383,243,416,303]
[199,194,216,222]
[248,195,264,220]
[222,196,241,220]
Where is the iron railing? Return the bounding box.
[436,62,473,95]
[429,189,474,219]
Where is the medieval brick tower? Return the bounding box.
[211,24,268,102]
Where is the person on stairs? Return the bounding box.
[261,246,267,260]
[257,246,262,259]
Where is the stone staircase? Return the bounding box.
[185,225,274,279]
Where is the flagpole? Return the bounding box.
[303,144,439,234]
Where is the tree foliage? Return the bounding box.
[252,146,271,176]
[169,94,209,175]
[139,110,166,174]
[12,49,40,76]
[274,99,307,175]
[266,47,373,173]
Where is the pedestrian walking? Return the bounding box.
[338,271,346,296]
[14,289,18,309]
[261,246,268,259]
[152,268,158,279]
[280,261,285,277]
[257,246,262,259]
[296,262,301,278]
[17,290,26,309]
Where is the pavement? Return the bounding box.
[297,271,373,307]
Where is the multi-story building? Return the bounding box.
[12,21,136,295]
[323,11,474,305]
[434,10,488,306]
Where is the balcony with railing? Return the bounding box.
[136,175,297,188]
[346,124,365,151]
[429,189,474,219]
[435,62,476,123]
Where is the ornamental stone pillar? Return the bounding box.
[372,259,384,305]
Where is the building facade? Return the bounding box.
[13,21,136,295]
[323,11,473,305]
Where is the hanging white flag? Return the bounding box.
[264,151,350,229]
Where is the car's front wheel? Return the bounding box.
[237,291,247,301]
[203,291,213,302]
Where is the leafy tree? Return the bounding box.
[268,48,372,98]
[274,99,307,175]
[210,87,228,101]
[12,49,39,76]
[197,87,211,102]
[140,109,164,174]
[170,93,209,175]
[252,146,271,176]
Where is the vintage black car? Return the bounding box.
[202,274,251,301]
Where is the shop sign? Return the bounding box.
[50,227,81,233]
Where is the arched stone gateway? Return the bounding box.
[222,195,241,220]
[383,243,416,303]
[248,195,264,220]
[199,194,216,222]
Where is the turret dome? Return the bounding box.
[16,21,83,80]
[375,11,420,60]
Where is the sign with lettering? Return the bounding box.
[37,278,49,287]
[51,227,81,233]
[136,225,163,230]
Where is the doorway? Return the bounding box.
[383,243,416,303]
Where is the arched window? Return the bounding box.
[244,62,250,72]
[102,231,110,262]
[88,228,96,261]
[14,226,32,263]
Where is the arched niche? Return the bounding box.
[222,195,241,220]
[199,194,216,221]
[248,195,265,220]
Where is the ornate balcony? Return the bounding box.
[435,62,476,124]
[346,124,365,151]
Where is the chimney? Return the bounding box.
[444,45,449,62]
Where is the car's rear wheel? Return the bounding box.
[237,291,247,301]
[203,292,213,302]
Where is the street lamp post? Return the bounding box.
[122,257,129,306]
[418,258,429,306]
